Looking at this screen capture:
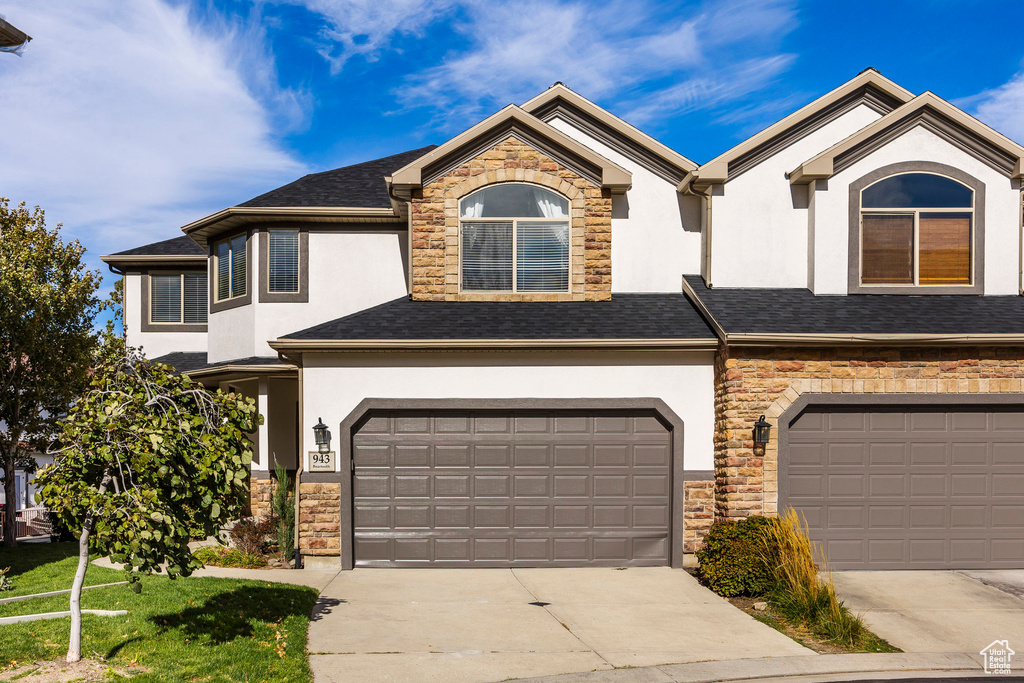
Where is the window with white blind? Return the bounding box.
[215,233,247,301]
[460,184,570,292]
[150,272,207,324]
[268,229,299,293]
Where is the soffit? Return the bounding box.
[789,92,1024,184]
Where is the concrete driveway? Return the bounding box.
[831,570,1024,662]
[307,567,811,683]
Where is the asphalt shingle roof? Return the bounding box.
[150,353,285,373]
[683,275,1024,335]
[110,236,205,257]
[238,146,438,209]
[281,294,717,341]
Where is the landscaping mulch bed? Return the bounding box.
[0,659,147,682]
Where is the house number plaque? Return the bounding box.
[309,450,336,472]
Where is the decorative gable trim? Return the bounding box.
[391,105,631,196]
[522,83,696,184]
[790,92,1024,184]
[681,69,914,192]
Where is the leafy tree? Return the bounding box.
[35,338,261,662]
[0,198,100,546]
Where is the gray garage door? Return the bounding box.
[352,410,672,567]
[786,407,1024,570]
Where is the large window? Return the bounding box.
[215,233,247,301]
[150,272,207,324]
[460,184,571,292]
[859,173,973,287]
[267,229,299,293]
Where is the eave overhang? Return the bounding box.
[789,92,1024,185]
[180,206,401,245]
[389,105,632,197]
[0,16,31,49]
[679,69,914,193]
[100,254,207,268]
[522,83,696,184]
[269,338,717,352]
[184,363,296,379]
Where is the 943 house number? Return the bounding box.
[309,451,335,472]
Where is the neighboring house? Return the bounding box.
[101,69,1024,571]
[0,15,31,54]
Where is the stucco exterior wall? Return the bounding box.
[124,271,207,360]
[208,229,409,363]
[299,349,716,471]
[811,125,1022,295]
[715,345,1024,521]
[709,104,883,289]
[546,116,703,292]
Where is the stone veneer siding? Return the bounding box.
[298,482,342,556]
[409,135,613,302]
[715,346,1024,520]
[249,476,273,520]
[683,480,715,553]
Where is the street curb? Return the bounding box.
[513,653,989,683]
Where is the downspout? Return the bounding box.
[681,179,713,287]
[385,175,414,297]
[106,264,127,337]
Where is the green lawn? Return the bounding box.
[0,543,318,682]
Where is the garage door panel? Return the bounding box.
[788,406,1024,569]
[354,409,672,567]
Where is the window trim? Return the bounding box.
[847,161,985,295]
[209,230,253,313]
[140,269,208,333]
[259,227,309,303]
[458,184,572,294]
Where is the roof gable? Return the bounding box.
[789,92,1024,184]
[101,235,206,267]
[522,83,696,183]
[390,105,631,196]
[681,69,913,192]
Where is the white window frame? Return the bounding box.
[458,184,572,294]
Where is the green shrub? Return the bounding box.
[696,515,776,597]
[0,566,12,592]
[193,545,267,569]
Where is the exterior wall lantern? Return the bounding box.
[753,415,771,445]
[313,417,331,454]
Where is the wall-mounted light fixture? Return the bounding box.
[753,415,771,445]
[313,417,331,454]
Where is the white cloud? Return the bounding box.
[0,0,306,273]
[959,70,1024,145]
[276,0,460,73]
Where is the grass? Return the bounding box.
[761,510,898,652]
[0,542,318,682]
[193,546,267,569]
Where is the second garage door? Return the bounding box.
[352,410,673,567]
[785,406,1024,570]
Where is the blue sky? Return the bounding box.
[2,0,1023,318]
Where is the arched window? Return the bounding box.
[460,184,571,292]
[859,173,974,287]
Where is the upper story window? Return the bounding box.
[859,173,974,287]
[460,184,571,292]
[150,272,207,324]
[215,233,247,301]
[267,229,299,293]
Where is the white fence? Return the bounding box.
[0,506,52,541]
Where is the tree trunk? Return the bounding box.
[2,453,15,547]
[67,472,110,663]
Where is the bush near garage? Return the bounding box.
[695,515,776,597]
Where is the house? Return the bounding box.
[0,15,31,54]
[101,69,1024,571]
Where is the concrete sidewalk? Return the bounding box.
[307,567,810,683]
[831,570,1024,657]
[514,652,991,683]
